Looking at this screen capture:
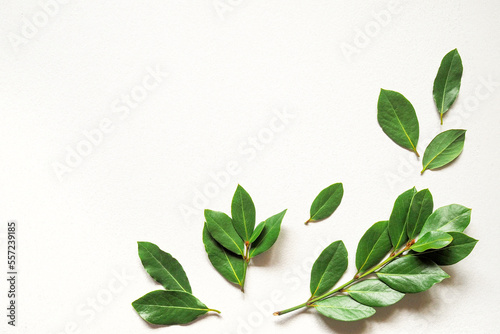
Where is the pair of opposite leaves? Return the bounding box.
[378,49,465,173]
[285,187,477,321]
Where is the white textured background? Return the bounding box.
[1,0,499,333]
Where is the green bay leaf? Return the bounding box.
[419,232,478,265]
[310,240,348,298]
[132,290,215,325]
[313,296,375,321]
[249,221,266,244]
[377,256,449,293]
[137,242,191,293]
[231,185,256,241]
[377,89,420,156]
[249,210,286,258]
[388,187,416,250]
[419,204,471,237]
[355,221,392,274]
[411,231,453,252]
[433,49,463,124]
[406,189,434,240]
[346,279,405,307]
[307,183,344,224]
[205,209,245,256]
[203,224,245,287]
[421,129,466,173]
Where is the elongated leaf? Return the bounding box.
[249,221,265,244]
[313,296,375,321]
[356,221,392,274]
[132,290,214,325]
[420,232,478,265]
[419,204,471,237]
[411,231,453,252]
[137,242,191,293]
[346,279,404,307]
[377,256,449,293]
[421,129,466,173]
[377,89,420,156]
[231,185,256,241]
[203,224,245,286]
[406,189,434,240]
[307,183,344,224]
[205,209,245,256]
[310,241,348,298]
[433,49,463,124]
[388,188,416,250]
[249,210,286,258]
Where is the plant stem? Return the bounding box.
[273,246,409,316]
[240,243,251,292]
[208,308,221,314]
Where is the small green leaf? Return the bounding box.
[205,209,245,256]
[419,204,471,237]
[355,221,392,274]
[231,185,256,241]
[388,187,416,250]
[411,231,453,252]
[406,189,434,240]
[313,296,375,321]
[346,279,405,307]
[137,242,191,293]
[249,221,266,244]
[310,241,348,298]
[249,210,286,258]
[377,256,449,293]
[306,183,344,224]
[421,129,466,173]
[433,49,463,124]
[202,224,245,287]
[420,232,478,265]
[377,89,420,156]
[132,290,217,325]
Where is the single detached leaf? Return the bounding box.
[421,129,466,173]
[406,189,434,240]
[249,221,266,244]
[346,279,405,307]
[420,232,478,265]
[410,231,453,252]
[203,224,245,286]
[356,221,392,274]
[377,89,420,156]
[433,49,463,124]
[377,256,449,293]
[388,187,416,250]
[307,183,344,224]
[205,209,245,256]
[313,296,375,322]
[310,241,348,298]
[249,210,286,258]
[231,185,256,241]
[419,204,471,237]
[132,290,215,325]
[137,242,191,293]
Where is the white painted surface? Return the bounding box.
[0,1,499,333]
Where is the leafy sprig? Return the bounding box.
[203,185,286,291]
[274,187,477,321]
